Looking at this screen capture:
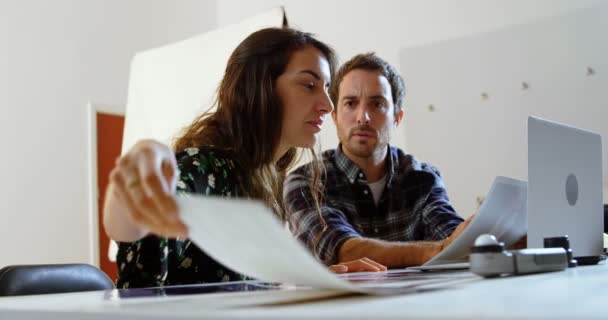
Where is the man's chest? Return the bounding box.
[324,178,426,241]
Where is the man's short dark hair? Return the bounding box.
[330,53,405,115]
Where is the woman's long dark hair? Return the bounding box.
[173,27,336,219]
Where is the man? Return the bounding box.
[284,53,471,269]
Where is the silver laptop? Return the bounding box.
[528,116,604,263]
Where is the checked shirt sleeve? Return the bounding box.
[419,165,465,240]
[283,168,362,265]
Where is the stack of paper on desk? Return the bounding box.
[176,176,526,294]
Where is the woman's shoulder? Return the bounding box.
[176,146,236,171]
[175,146,239,196]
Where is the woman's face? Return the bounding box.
[275,46,333,158]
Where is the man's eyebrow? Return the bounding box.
[341,95,359,100]
[368,95,388,100]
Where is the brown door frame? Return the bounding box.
[87,102,124,280]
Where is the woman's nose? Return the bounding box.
[318,91,334,114]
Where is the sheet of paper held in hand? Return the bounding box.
[175,176,527,295]
[415,176,528,270]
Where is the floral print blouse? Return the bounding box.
[115,147,248,289]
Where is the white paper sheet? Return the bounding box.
[421,176,528,266]
[177,196,356,291]
[177,196,479,295]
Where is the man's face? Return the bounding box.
[332,69,404,159]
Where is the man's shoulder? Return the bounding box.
[290,148,337,177]
[391,147,442,178]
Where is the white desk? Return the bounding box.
[1,264,607,319]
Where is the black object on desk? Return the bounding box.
[604,204,608,233]
[544,236,577,267]
[0,263,114,296]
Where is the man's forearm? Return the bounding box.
[338,237,443,267]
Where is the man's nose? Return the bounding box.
[356,107,370,125]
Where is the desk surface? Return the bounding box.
[1,263,607,319]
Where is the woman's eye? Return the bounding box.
[303,82,315,90]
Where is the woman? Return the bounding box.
[104,28,385,288]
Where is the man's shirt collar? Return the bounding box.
[334,144,398,186]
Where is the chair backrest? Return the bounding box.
[0,263,114,296]
[604,204,608,233]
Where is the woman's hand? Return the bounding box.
[329,258,387,273]
[104,139,187,240]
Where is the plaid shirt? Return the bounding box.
[284,145,464,265]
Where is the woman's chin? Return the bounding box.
[295,136,317,149]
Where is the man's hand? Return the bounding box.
[422,214,476,263]
[329,258,387,274]
[509,236,527,250]
[440,214,475,251]
[441,214,475,250]
[107,139,187,239]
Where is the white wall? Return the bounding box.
[400,4,608,218]
[218,0,603,154]
[0,0,216,266]
[2,0,605,267]
[218,0,604,214]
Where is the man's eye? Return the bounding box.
[375,101,385,108]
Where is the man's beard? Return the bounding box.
[344,138,376,158]
[341,124,386,158]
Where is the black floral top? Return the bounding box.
[115,147,248,289]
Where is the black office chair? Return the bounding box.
[604,204,608,234]
[0,263,114,296]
